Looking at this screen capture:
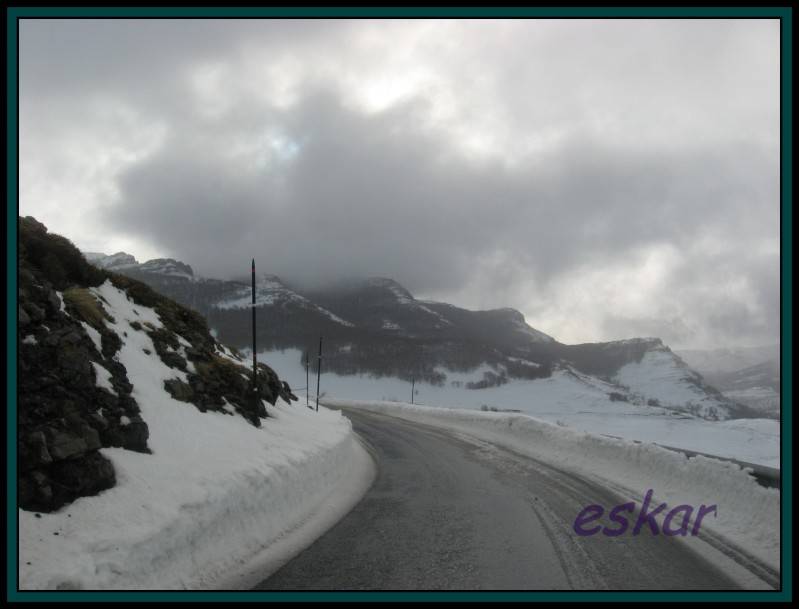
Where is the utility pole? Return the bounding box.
[305,351,310,408]
[251,258,258,420]
[411,377,415,405]
[315,336,323,412]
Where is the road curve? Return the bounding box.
[255,408,756,591]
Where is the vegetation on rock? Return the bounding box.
[18,217,297,512]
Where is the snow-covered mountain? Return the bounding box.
[84,251,139,271]
[676,345,779,375]
[701,360,780,419]
[676,346,780,419]
[84,250,752,421]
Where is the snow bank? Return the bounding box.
[262,348,779,468]
[328,399,780,571]
[19,283,371,590]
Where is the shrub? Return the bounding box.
[62,288,110,329]
[19,216,106,290]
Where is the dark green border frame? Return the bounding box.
[5,4,793,603]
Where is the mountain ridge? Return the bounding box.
[84,250,754,421]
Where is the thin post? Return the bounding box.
[411,377,415,405]
[315,336,323,411]
[305,351,310,408]
[251,258,257,393]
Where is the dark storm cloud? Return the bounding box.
[19,19,780,348]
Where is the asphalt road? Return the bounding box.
[255,408,765,591]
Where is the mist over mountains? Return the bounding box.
[86,250,771,421]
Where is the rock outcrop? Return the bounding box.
[18,217,297,513]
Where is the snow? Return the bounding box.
[259,348,779,468]
[416,303,454,326]
[329,399,780,571]
[137,259,193,280]
[19,281,371,590]
[80,322,103,354]
[55,291,66,313]
[91,362,117,396]
[89,252,139,271]
[614,349,730,418]
[382,319,401,330]
[723,387,780,412]
[213,278,354,327]
[507,356,541,368]
[22,335,37,345]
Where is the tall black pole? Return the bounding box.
[305,351,310,408]
[411,377,415,405]
[315,336,323,412]
[251,259,257,394]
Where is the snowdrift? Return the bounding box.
[19,281,371,590]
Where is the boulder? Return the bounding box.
[19,306,30,328]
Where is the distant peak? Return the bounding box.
[138,258,194,278]
[364,277,414,301]
[88,251,140,271]
[603,337,665,349]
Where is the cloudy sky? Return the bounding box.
[19,18,780,349]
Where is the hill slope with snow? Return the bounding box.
[84,251,750,421]
[19,218,368,589]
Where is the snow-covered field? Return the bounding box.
[327,399,780,572]
[261,348,780,469]
[19,284,372,590]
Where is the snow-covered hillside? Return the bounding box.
[84,249,755,423]
[20,221,371,590]
[212,274,354,327]
[260,348,779,468]
[19,280,369,590]
[613,347,731,420]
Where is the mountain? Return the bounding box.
[84,251,752,421]
[19,219,297,513]
[676,346,780,419]
[676,345,779,375]
[701,360,780,419]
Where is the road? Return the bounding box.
[255,408,771,591]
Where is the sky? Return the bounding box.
[18,19,780,349]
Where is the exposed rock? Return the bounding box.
[19,216,296,513]
[45,429,89,461]
[18,216,150,512]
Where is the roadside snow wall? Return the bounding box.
[327,399,780,571]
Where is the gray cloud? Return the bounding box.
[19,18,780,349]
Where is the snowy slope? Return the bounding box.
[213,275,354,327]
[261,348,779,468]
[614,347,733,420]
[19,282,369,590]
[136,258,195,281]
